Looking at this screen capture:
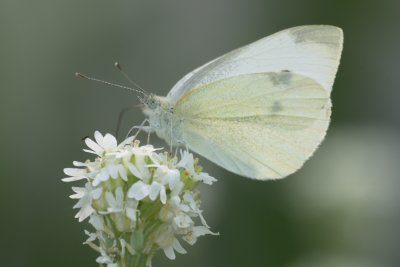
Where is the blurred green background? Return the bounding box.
[1,0,400,266]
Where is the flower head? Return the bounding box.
[63,131,217,266]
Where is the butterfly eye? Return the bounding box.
[146,97,158,109]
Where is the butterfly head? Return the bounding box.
[139,94,161,110]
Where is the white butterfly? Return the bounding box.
[140,25,343,180]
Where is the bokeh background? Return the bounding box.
[1,0,400,266]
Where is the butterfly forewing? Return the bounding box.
[167,25,343,102]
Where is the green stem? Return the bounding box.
[126,253,147,267]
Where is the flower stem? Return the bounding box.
[129,253,147,267]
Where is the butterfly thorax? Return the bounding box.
[142,94,184,146]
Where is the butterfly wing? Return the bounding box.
[167,25,343,102]
[174,72,331,180]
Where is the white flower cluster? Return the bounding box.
[63,131,217,267]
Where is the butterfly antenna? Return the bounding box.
[114,62,149,95]
[75,72,147,96]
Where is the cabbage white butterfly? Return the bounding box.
[140,25,343,180]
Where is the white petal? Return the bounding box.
[126,199,138,221]
[71,186,86,193]
[177,150,194,172]
[198,172,217,185]
[177,151,187,167]
[140,145,158,155]
[126,207,137,221]
[115,149,132,159]
[183,192,197,210]
[93,169,109,186]
[83,230,97,243]
[101,169,110,180]
[198,211,210,228]
[73,196,87,209]
[70,187,86,199]
[75,205,95,222]
[89,214,104,230]
[91,187,103,199]
[174,214,193,228]
[156,165,168,176]
[62,176,86,182]
[135,155,150,180]
[179,203,190,213]
[115,187,124,204]
[193,225,219,236]
[85,137,103,155]
[94,131,103,142]
[160,186,167,204]
[117,164,128,181]
[92,178,101,187]
[172,238,186,254]
[96,251,112,264]
[96,256,107,264]
[182,226,217,246]
[83,149,98,155]
[170,196,182,208]
[103,133,118,149]
[105,191,117,208]
[183,192,198,211]
[127,163,143,179]
[149,182,162,201]
[107,164,119,179]
[148,154,161,165]
[171,181,184,196]
[163,246,176,260]
[64,168,86,177]
[73,161,87,167]
[168,170,180,189]
[118,136,135,147]
[127,181,149,200]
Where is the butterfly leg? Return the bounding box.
[174,147,179,159]
[172,139,186,159]
[126,119,151,139]
[185,143,189,153]
[147,131,151,145]
[169,117,173,154]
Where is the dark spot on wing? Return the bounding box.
[271,101,283,113]
[269,71,292,86]
[290,27,340,48]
